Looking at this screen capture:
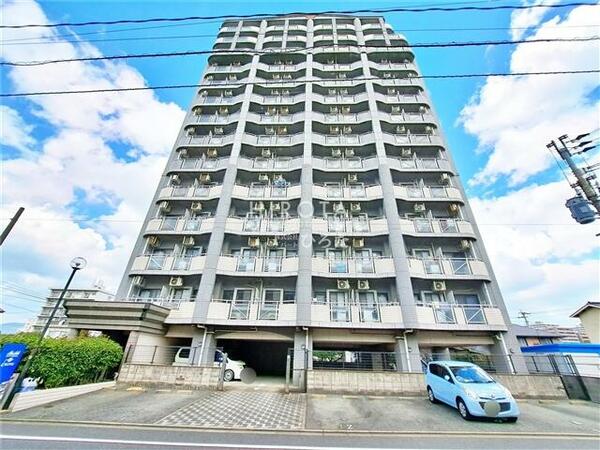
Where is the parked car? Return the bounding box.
[173,348,245,382]
[425,361,519,422]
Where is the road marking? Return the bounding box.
[0,435,409,449]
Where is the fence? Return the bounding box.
[123,345,203,366]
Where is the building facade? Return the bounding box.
[33,287,114,338]
[116,15,527,376]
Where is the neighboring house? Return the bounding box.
[570,302,600,343]
[511,324,562,348]
[529,322,590,343]
[32,287,114,338]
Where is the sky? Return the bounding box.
[1,0,599,329]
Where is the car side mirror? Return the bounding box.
[444,375,450,382]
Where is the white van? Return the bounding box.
[173,348,245,382]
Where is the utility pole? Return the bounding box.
[0,207,24,246]
[518,311,532,327]
[547,133,599,224]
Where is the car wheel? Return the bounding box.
[457,398,472,421]
[223,369,235,382]
[505,417,518,423]
[427,387,438,404]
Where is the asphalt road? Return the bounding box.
[1,421,598,450]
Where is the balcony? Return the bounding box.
[196,94,243,105]
[246,111,305,124]
[382,133,445,147]
[238,156,303,172]
[145,216,215,235]
[207,299,296,323]
[243,133,305,146]
[374,77,423,88]
[407,257,491,280]
[313,111,371,124]
[206,62,252,73]
[257,62,306,72]
[379,111,435,124]
[374,92,426,105]
[130,254,206,273]
[186,112,240,124]
[179,133,235,146]
[415,303,506,328]
[217,255,299,276]
[251,93,305,104]
[157,185,222,201]
[231,183,301,200]
[311,302,402,325]
[121,296,186,310]
[311,256,396,277]
[168,157,228,172]
[313,92,368,104]
[312,61,363,72]
[312,216,388,235]
[369,61,416,71]
[225,216,300,234]
[313,132,375,146]
[313,184,383,201]
[312,156,378,172]
[393,185,462,202]
[399,218,475,237]
[387,157,453,173]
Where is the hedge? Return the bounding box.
[0,333,123,388]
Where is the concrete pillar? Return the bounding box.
[492,333,528,374]
[292,329,312,386]
[190,327,207,365]
[199,331,217,365]
[394,333,422,373]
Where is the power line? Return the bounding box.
[2,2,597,29]
[3,24,599,46]
[0,281,48,298]
[1,302,39,314]
[4,36,598,67]
[2,69,598,98]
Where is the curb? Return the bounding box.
[0,418,598,439]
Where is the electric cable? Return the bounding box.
[2,2,596,29]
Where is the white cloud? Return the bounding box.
[0,105,35,154]
[460,3,600,187]
[0,0,185,323]
[471,181,600,325]
[509,0,560,40]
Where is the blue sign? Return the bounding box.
[0,343,27,384]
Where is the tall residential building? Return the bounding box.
[115,15,528,375]
[33,287,114,338]
[530,322,591,343]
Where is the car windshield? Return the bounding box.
[449,366,494,384]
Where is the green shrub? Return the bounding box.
[0,333,123,388]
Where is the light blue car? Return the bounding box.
[425,360,520,422]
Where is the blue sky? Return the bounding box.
[1,0,599,329]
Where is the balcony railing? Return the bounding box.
[311,300,402,324]
[158,184,222,200]
[131,254,206,272]
[238,156,302,171]
[313,216,388,235]
[217,255,299,274]
[312,256,395,276]
[228,215,299,234]
[387,157,451,172]
[121,297,184,309]
[394,184,462,201]
[407,257,490,278]
[169,157,228,171]
[399,218,474,236]
[416,303,495,325]
[146,216,213,234]
[208,298,296,321]
[313,184,383,200]
[232,183,301,199]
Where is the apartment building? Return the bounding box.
[33,287,114,338]
[114,15,528,376]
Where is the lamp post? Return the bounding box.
[1,257,87,410]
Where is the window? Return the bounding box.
[430,186,447,198]
[328,215,346,232]
[260,289,281,320]
[352,215,369,232]
[355,249,374,273]
[421,291,445,305]
[237,248,258,271]
[358,292,380,322]
[439,219,457,233]
[283,290,295,302]
[230,289,252,319]
[313,291,326,304]
[244,214,261,232]
[445,251,470,275]
[329,291,350,322]
[267,217,284,232]
[349,184,365,198]
[454,294,480,305]
[326,183,343,198]
[148,250,168,270]
[328,249,348,273]
[138,288,161,300]
[414,219,432,233]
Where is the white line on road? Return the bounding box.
[0,435,406,450]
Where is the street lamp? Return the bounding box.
[1,257,87,410]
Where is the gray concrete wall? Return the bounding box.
[118,364,220,390]
[307,369,568,399]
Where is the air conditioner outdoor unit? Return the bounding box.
[331,149,342,157]
[278,127,288,135]
[391,106,401,114]
[273,74,281,80]
[383,72,392,78]
[170,174,181,185]
[253,201,266,212]
[425,126,434,135]
[280,106,289,115]
[330,106,339,114]
[228,75,237,81]
[261,148,272,157]
[179,148,188,158]
[206,148,218,158]
[281,89,290,95]
[448,203,460,216]
[414,203,426,213]
[182,236,195,247]
[334,237,347,248]
[190,202,203,211]
[333,202,345,214]
[199,174,211,183]
[214,127,224,135]
[328,89,337,95]
[339,88,348,95]
[380,59,388,64]
[460,239,472,251]
[341,106,351,114]
[337,279,351,290]
[270,202,281,212]
[433,281,447,292]
[248,237,260,248]
[159,201,171,213]
[396,125,407,134]
[350,203,361,214]
[345,148,355,157]
[206,75,214,81]
[186,127,196,136]
[330,126,340,134]
[440,173,451,184]
[147,236,160,247]
[388,88,397,95]
[352,238,364,248]
[132,276,145,287]
[343,126,352,134]
[224,90,233,96]
[348,173,358,183]
[401,148,413,158]
[193,107,202,116]
[267,237,279,247]
[258,174,270,182]
[218,107,229,115]
[265,127,275,135]
[419,106,428,114]
[169,277,184,287]
[357,280,370,290]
